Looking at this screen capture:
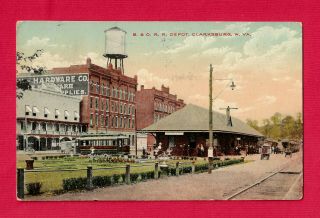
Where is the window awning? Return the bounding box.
[32,106,39,113]
[55,109,60,115]
[74,112,79,118]
[44,108,50,114]
[25,105,32,112]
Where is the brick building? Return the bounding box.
[50,58,138,150]
[136,84,185,152]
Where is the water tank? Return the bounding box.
[104,27,127,58]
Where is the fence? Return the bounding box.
[17,158,244,199]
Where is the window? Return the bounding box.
[120,117,122,128]
[107,85,110,96]
[101,84,105,95]
[119,90,122,99]
[128,119,131,128]
[101,99,104,111]
[111,101,114,112]
[106,99,109,112]
[90,97,93,108]
[96,82,100,93]
[25,105,31,116]
[128,105,131,115]
[95,113,99,126]
[101,115,104,127]
[41,123,46,131]
[132,106,135,115]
[65,125,69,132]
[120,103,123,114]
[115,116,118,128]
[90,114,93,126]
[44,107,50,118]
[55,109,60,119]
[32,122,37,131]
[90,81,94,92]
[72,125,76,132]
[124,104,126,114]
[95,98,99,110]
[55,124,59,131]
[132,119,135,129]
[20,121,25,131]
[32,106,39,116]
[64,111,69,120]
[74,111,79,121]
[106,116,109,127]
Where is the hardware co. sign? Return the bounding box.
[17,73,89,96]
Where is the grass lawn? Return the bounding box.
[17,156,241,194]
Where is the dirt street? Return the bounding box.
[29,152,302,201]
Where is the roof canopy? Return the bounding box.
[142,104,263,137]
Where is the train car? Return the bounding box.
[76,134,131,155]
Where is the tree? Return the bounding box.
[248,112,303,141]
[246,119,260,131]
[16,49,45,99]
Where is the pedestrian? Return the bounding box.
[200,144,205,157]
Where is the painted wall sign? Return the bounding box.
[17,73,89,96]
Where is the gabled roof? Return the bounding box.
[142,104,263,137]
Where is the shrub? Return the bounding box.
[140,172,148,181]
[92,175,112,187]
[26,182,42,195]
[121,174,126,183]
[182,166,192,174]
[146,171,154,179]
[169,168,176,176]
[195,164,208,172]
[113,174,121,183]
[130,173,140,183]
[63,177,87,191]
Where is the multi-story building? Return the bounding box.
[50,58,138,149]
[136,84,185,152]
[16,83,86,151]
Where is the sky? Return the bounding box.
[16,21,302,123]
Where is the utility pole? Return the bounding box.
[208,64,214,173]
[209,64,213,151]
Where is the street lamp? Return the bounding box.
[208,64,236,173]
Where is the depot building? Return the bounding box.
[140,104,264,156]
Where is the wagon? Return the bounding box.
[260,144,271,160]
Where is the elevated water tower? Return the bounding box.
[103,26,128,74]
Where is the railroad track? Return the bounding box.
[224,158,302,200]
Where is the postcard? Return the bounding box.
[16,21,302,200]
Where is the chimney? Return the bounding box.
[161,84,169,93]
[108,63,113,70]
[86,58,91,67]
